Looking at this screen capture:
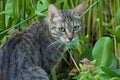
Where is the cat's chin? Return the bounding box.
[64,42,71,45]
[64,41,73,45]
[64,39,78,45]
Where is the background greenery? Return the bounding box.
[0,0,120,80]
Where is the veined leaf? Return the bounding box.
[92,37,113,67]
[35,0,49,16]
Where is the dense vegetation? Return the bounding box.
[0,0,120,80]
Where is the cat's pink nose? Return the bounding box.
[67,34,73,41]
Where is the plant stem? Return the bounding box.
[68,50,80,72]
[1,0,5,29]
[0,15,36,35]
[98,0,103,38]
[87,0,92,42]
[81,0,99,17]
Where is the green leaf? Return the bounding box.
[109,77,120,80]
[73,71,94,80]
[5,0,14,27]
[0,15,36,35]
[110,54,118,70]
[20,19,29,30]
[54,0,64,6]
[35,0,49,17]
[1,35,10,44]
[80,48,93,61]
[92,37,113,67]
[101,67,120,78]
[35,10,47,17]
[35,0,49,13]
[35,0,65,17]
[52,71,57,80]
[106,28,116,35]
[63,0,70,9]
[0,10,12,15]
[116,25,120,42]
[109,54,120,76]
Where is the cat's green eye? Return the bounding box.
[58,27,65,32]
[73,26,79,31]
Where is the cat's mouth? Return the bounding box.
[64,37,78,45]
[64,40,74,45]
[64,42,71,45]
[65,41,71,44]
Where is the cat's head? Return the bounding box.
[48,3,84,45]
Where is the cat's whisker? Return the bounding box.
[47,40,60,48]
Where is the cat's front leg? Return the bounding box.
[19,66,49,80]
[30,67,49,80]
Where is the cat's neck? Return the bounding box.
[27,18,55,47]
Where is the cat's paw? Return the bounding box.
[30,66,49,80]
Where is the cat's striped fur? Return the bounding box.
[0,4,84,80]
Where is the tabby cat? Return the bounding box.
[0,3,84,80]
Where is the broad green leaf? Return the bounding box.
[35,0,49,16]
[92,37,113,67]
[36,0,49,12]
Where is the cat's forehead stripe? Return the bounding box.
[61,10,72,22]
[61,10,70,16]
[60,10,73,27]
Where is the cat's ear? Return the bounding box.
[48,4,60,20]
[71,3,84,18]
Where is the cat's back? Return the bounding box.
[0,21,47,80]
[0,31,25,79]
[0,20,47,53]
